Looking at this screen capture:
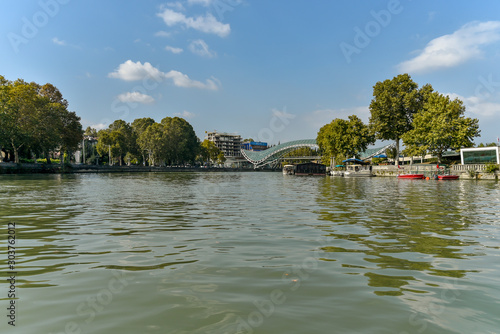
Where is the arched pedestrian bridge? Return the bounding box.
[241,139,319,168]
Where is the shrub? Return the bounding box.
[485,163,499,173]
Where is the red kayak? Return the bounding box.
[437,175,459,180]
[397,174,424,179]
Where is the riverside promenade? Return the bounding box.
[0,162,260,174]
[371,164,499,180]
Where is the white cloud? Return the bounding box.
[174,110,195,119]
[187,0,242,7]
[108,60,220,90]
[167,1,186,11]
[157,8,230,37]
[164,70,219,90]
[52,37,66,46]
[165,45,184,54]
[108,60,164,81]
[91,123,108,130]
[398,21,500,73]
[189,39,216,57]
[445,92,500,117]
[117,92,155,104]
[155,31,172,38]
[187,0,212,6]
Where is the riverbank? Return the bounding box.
[0,162,268,174]
[371,164,499,180]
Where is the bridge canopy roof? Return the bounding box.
[241,139,318,168]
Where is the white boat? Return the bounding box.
[329,165,345,177]
[283,164,295,175]
[343,164,373,177]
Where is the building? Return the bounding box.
[241,141,268,151]
[460,147,500,164]
[206,131,243,158]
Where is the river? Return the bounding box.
[1,172,499,333]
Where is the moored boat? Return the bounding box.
[437,175,459,180]
[344,164,373,177]
[397,174,424,179]
[283,164,295,175]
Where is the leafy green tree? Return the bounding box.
[369,74,431,165]
[137,122,167,166]
[217,151,226,165]
[0,78,82,163]
[402,92,480,164]
[161,117,199,165]
[84,126,98,137]
[200,139,221,165]
[132,117,155,165]
[477,142,498,147]
[317,115,374,165]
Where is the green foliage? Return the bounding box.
[199,139,222,164]
[0,76,83,163]
[477,142,498,147]
[317,115,374,165]
[371,157,387,165]
[369,74,432,165]
[402,92,480,163]
[485,163,499,173]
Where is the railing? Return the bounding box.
[452,164,486,171]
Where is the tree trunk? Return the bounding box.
[394,139,400,166]
[45,150,52,164]
[437,153,442,164]
[13,147,19,164]
[11,139,21,164]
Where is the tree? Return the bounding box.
[0,78,82,163]
[402,92,480,164]
[200,139,221,165]
[161,117,199,165]
[369,74,431,165]
[137,122,167,166]
[132,117,155,165]
[217,151,226,165]
[317,115,374,165]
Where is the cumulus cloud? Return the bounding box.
[189,39,216,57]
[108,60,220,90]
[398,21,500,73]
[117,92,155,104]
[90,123,108,130]
[445,92,500,117]
[157,8,230,37]
[108,60,163,81]
[167,1,186,11]
[165,45,184,54]
[174,110,195,119]
[164,70,219,90]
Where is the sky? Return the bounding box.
[1,0,500,146]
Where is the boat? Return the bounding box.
[294,162,327,176]
[329,165,345,177]
[283,164,295,175]
[433,164,459,180]
[437,175,459,180]
[283,162,327,176]
[397,173,424,179]
[344,164,373,177]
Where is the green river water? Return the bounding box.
[0,172,499,333]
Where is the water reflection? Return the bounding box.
[315,177,486,296]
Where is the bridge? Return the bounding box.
[241,139,319,168]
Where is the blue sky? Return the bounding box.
[1,0,500,145]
